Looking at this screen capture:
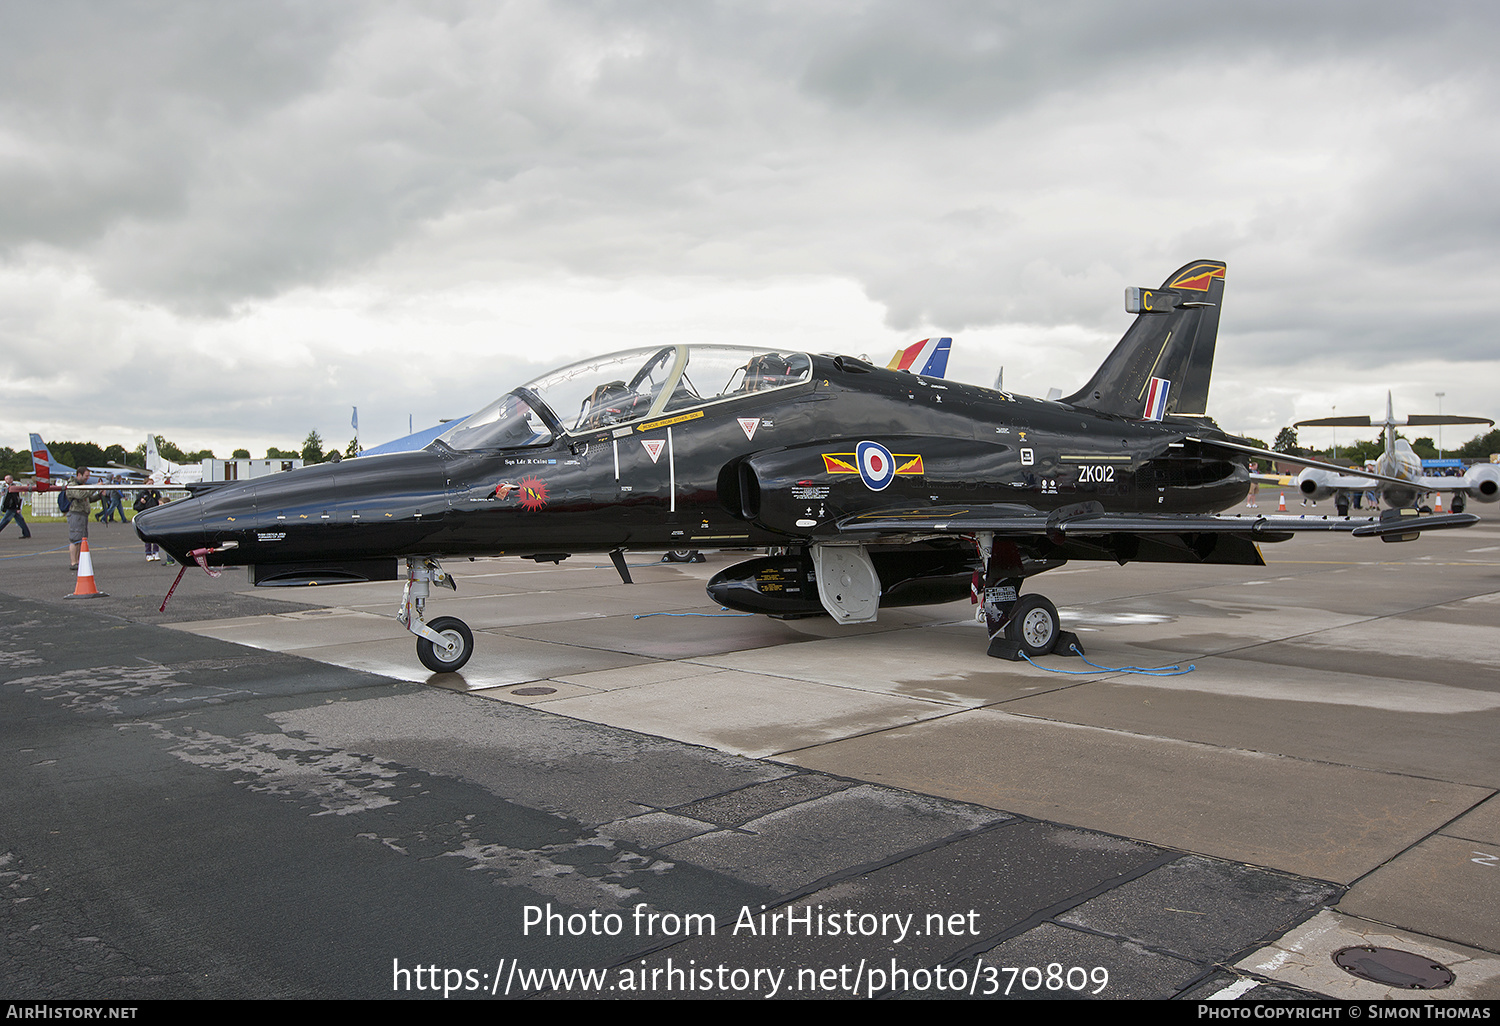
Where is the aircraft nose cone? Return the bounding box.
[134,496,207,559]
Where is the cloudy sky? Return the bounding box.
[3,1,1498,458]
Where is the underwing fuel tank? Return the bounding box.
[709,547,978,618]
[707,554,824,617]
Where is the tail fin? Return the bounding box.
[1062,260,1226,419]
[29,433,66,486]
[146,433,160,474]
[1384,391,1396,458]
[887,337,951,378]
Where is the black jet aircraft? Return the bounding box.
[135,260,1477,672]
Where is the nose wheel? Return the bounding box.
[416,616,474,673]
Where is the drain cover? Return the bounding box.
[511,686,557,696]
[1333,946,1453,989]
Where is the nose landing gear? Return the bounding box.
[399,558,473,673]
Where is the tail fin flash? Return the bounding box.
[1143,376,1172,421]
[1063,260,1225,419]
[887,337,951,378]
[30,434,50,486]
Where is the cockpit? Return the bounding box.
[434,345,813,451]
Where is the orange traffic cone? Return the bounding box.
[1277,492,1287,512]
[67,538,107,598]
[1435,492,1444,512]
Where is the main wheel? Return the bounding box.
[1007,595,1060,657]
[417,616,474,673]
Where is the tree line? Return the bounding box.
[0,431,360,478]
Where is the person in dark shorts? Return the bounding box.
[65,469,101,570]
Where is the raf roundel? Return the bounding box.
[855,440,896,491]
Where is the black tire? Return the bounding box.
[417,616,474,673]
[1007,595,1060,657]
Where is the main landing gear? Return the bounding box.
[975,534,1083,662]
[400,557,474,673]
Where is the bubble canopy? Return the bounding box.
[434,345,812,452]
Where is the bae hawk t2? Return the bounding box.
[135,261,1477,672]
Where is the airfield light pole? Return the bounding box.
[1436,392,1445,458]
[1332,406,1337,460]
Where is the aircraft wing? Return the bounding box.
[1414,475,1484,493]
[55,482,162,492]
[9,480,158,493]
[57,481,227,494]
[836,503,1477,540]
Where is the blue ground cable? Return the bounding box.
[633,609,752,619]
[1020,645,1195,676]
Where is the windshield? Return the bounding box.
[437,345,812,450]
[435,393,553,451]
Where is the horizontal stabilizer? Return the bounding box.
[1293,416,1376,428]
[1404,415,1494,427]
[1297,414,1493,428]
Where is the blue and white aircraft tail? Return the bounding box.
[29,434,71,489]
[29,433,154,490]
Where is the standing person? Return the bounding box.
[64,469,101,570]
[97,484,123,523]
[135,488,163,560]
[0,475,31,538]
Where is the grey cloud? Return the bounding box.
[1,0,1498,375]
[0,2,353,248]
[794,2,1498,122]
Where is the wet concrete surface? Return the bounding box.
[2,508,1497,1000]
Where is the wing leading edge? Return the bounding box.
[837,503,1478,541]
